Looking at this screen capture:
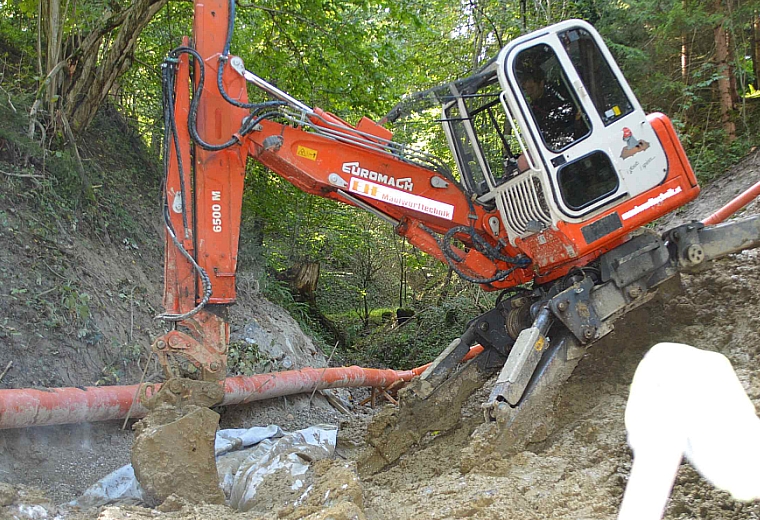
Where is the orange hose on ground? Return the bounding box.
[0,345,483,429]
[702,179,760,226]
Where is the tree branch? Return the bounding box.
[0,170,45,179]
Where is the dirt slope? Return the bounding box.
[2,143,760,518]
[0,108,338,508]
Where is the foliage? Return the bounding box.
[690,131,755,183]
[228,340,267,375]
[342,284,498,369]
[260,276,332,352]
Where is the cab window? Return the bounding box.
[560,28,634,126]
[464,80,521,187]
[514,44,590,152]
[558,151,619,210]
[446,102,488,195]
[444,76,522,196]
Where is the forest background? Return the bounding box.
[1,0,759,372]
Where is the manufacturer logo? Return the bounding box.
[342,162,413,192]
[349,178,453,220]
[621,186,682,220]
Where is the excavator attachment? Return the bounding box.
[360,213,760,473]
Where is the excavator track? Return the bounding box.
[462,334,583,472]
[358,352,499,475]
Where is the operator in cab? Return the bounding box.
[514,57,589,172]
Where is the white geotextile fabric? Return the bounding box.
[71,424,337,510]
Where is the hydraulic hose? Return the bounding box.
[157,52,213,322]
[420,224,530,285]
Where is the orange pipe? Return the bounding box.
[0,345,483,429]
[0,383,145,429]
[702,179,760,226]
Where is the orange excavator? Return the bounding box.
[152,0,760,473]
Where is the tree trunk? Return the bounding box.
[680,0,689,84]
[680,32,690,84]
[291,262,320,296]
[396,237,406,309]
[471,6,484,71]
[714,15,736,141]
[726,25,739,107]
[752,11,760,89]
[61,0,168,133]
[364,299,371,329]
[41,0,70,114]
[58,110,92,202]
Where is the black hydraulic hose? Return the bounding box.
[239,111,289,136]
[169,46,241,151]
[216,59,287,110]
[162,58,190,234]
[157,54,213,322]
[420,224,529,285]
[170,46,286,149]
[218,0,286,111]
[442,225,529,266]
[157,201,214,322]
[223,0,235,56]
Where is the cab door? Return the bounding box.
[498,20,668,220]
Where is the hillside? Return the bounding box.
[0,106,165,389]
[0,105,342,506]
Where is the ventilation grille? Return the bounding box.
[501,175,552,237]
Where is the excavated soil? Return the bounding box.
[2,150,760,519]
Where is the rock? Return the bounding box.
[132,405,225,506]
[229,297,328,372]
[0,482,17,506]
[157,493,192,512]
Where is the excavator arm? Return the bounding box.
[153,0,538,381]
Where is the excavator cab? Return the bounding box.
[441,20,670,243]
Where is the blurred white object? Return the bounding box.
[618,342,760,520]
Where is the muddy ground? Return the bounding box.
[2,150,760,519]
